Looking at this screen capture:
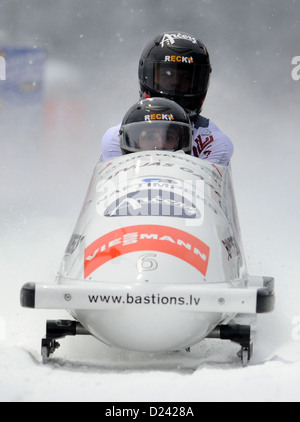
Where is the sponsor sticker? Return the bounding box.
[85,225,210,278]
[164,55,194,64]
[144,113,174,121]
[104,189,200,218]
[160,33,197,47]
[96,176,204,223]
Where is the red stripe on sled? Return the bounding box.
[84,225,210,278]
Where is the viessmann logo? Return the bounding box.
[84,225,210,278]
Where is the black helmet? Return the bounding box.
[138,31,212,116]
[119,98,193,155]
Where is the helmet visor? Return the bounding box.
[120,121,192,153]
[143,61,211,97]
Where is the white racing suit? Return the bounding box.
[100,115,233,166]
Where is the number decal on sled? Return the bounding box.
[136,254,158,272]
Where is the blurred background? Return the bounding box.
[1,0,298,152]
[0,0,299,361]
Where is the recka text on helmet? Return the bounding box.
[164,55,194,64]
[144,113,175,121]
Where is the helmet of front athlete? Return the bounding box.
[119,97,193,155]
[138,31,212,116]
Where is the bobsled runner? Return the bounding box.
[20,151,275,366]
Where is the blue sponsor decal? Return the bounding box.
[104,189,200,218]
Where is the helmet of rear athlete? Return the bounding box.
[119,97,193,155]
[138,31,212,116]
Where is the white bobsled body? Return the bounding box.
[58,151,248,352]
[21,151,274,358]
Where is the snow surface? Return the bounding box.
[1,0,300,403]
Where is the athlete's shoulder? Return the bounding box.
[194,116,231,142]
[101,122,121,140]
[192,115,233,165]
[192,114,210,129]
[101,122,122,162]
[206,118,228,135]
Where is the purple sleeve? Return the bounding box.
[100,123,122,161]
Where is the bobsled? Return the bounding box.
[21,151,275,365]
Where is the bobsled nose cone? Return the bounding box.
[76,308,220,352]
